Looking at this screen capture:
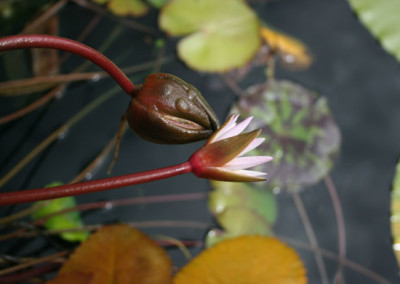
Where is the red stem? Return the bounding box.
[0,263,61,283]
[0,35,136,95]
[0,162,192,206]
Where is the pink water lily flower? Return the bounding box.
[189,114,273,182]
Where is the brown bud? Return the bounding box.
[126,73,220,144]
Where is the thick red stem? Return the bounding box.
[0,35,136,95]
[0,162,192,206]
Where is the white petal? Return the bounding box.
[224,156,273,170]
[238,137,265,157]
[217,116,253,140]
[211,114,239,143]
[234,169,267,177]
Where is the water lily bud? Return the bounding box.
[127,73,220,144]
[189,114,273,182]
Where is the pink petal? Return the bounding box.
[224,156,273,170]
[238,138,265,156]
[199,167,266,182]
[234,169,267,177]
[210,114,239,143]
[217,116,253,141]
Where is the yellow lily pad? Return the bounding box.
[174,235,307,284]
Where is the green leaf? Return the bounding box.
[230,80,341,191]
[209,181,277,224]
[90,0,149,17]
[108,0,149,17]
[31,182,89,242]
[205,207,273,247]
[91,0,108,4]
[206,181,276,247]
[348,0,400,62]
[147,0,168,8]
[159,0,260,72]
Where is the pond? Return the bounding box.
[0,0,399,283]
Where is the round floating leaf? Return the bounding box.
[205,207,273,247]
[230,80,341,191]
[32,182,89,242]
[206,181,276,246]
[108,0,149,17]
[391,158,400,267]
[147,0,168,8]
[90,0,149,17]
[209,181,277,224]
[159,0,260,72]
[348,0,400,62]
[47,224,172,284]
[174,235,307,284]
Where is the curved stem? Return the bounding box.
[0,251,67,276]
[0,162,192,206]
[0,263,61,283]
[280,235,391,284]
[13,220,209,239]
[0,35,136,95]
[292,191,329,284]
[0,85,64,124]
[36,192,207,225]
[0,86,119,188]
[324,175,346,283]
[20,0,68,35]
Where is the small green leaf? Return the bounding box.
[31,182,88,242]
[209,181,277,224]
[108,0,149,17]
[205,207,273,247]
[206,181,276,246]
[154,38,165,49]
[159,0,260,72]
[147,0,168,8]
[91,0,108,4]
[348,0,400,63]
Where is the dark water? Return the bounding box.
[0,0,399,283]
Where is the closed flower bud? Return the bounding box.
[127,73,220,144]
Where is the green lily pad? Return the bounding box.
[206,181,276,247]
[147,0,168,8]
[108,0,148,17]
[31,182,89,242]
[159,0,260,72]
[209,181,277,224]
[230,80,341,191]
[206,207,274,247]
[391,158,400,267]
[348,0,400,62]
[91,0,149,17]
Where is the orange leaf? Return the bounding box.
[47,224,172,284]
[174,235,307,284]
[260,26,313,70]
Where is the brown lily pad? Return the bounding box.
[47,224,172,284]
